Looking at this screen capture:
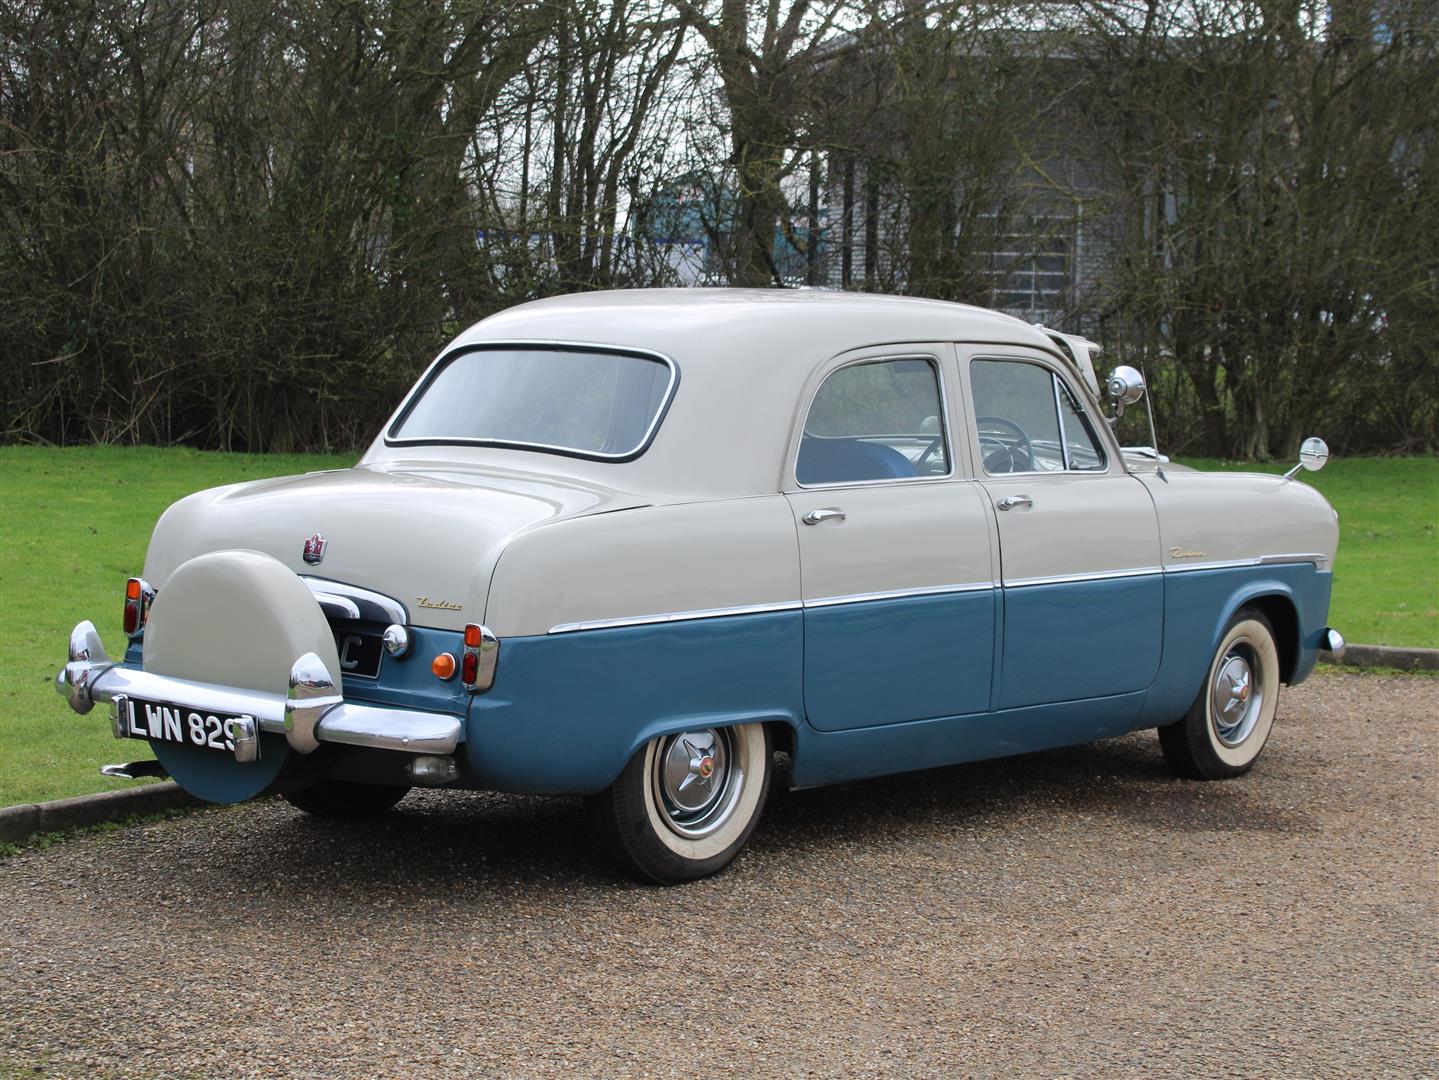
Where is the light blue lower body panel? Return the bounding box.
[463,563,1333,795]
[789,690,1148,788]
[999,574,1163,709]
[804,590,994,731]
[467,611,805,794]
[1140,563,1334,726]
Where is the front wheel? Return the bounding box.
[586,723,772,884]
[1159,606,1282,780]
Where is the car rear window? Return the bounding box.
[388,346,675,459]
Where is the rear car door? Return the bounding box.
[961,348,1164,710]
[785,346,997,731]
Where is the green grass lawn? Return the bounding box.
[1178,456,1438,650]
[1,446,1434,806]
[1,445,351,806]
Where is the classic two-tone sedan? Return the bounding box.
[57,290,1343,882]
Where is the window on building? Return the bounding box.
[984,216,1074,312]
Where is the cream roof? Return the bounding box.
[364,289,1060,500]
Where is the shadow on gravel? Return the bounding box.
[182,728,1312,902]
[763,730,1315,844]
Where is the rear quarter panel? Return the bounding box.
[483,496,802,637]
[469,497,804,793]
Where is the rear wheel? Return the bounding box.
[1159,606,1282,780]
[586,722,772,884]
[283,778,411,818]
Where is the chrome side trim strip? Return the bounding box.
[1258,552,1331,569]
[1163,553,1330,574]
[1162,558,1261,574]
[1005,566,1163,588]
[542,554,1333,634]
[301,577,409,624]
[548,601,804,634]
[548,583,999,632]
[805,582,994,607]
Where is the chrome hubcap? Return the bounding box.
[652,727,745,839]
[1211,646,1262,746]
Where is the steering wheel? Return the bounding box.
[914,435,946,475]
[976,416,1034,474]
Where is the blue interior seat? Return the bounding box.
[796,437,917,485]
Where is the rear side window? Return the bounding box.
[797,358,949,485]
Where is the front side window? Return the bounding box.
[971,359,1107,474]
[388,347,674,459]
[797,358,949,485]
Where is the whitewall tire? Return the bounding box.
[586,722,772,883]
[1159,606,1282,780]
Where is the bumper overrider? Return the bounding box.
[56,620,462,763]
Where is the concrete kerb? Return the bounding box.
[3,642,1434,847]
[1321,644,1439,672]
[0,782,202,845]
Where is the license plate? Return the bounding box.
[120,696,252,753]
[334,630,383,679]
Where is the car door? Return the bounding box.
[961,347,1164,710]
[785,346,997,731]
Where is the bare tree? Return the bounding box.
[1076,0,1436,457]
[665,0,855,285]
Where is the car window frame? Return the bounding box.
[1051,372,1108,472]
[383,340,680,463]
[791,352,956,491]
[965,353,1113,478]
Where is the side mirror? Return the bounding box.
[1285,436,1330,478]
[1105,365,1146,418]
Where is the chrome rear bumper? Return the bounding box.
[56,620,461,762]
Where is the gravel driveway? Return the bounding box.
[2,672,1434,1078]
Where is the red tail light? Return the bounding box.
[123,577,155,640]
[460,623,498,690]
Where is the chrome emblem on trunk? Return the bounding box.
[302,532,328,565]
[416,595,463,611]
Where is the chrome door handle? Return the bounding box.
[997,495,1033,511]
[802,507,846,526]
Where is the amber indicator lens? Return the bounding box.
[431,652,457,680]
[463,624,483,648]
[125,578,142,601]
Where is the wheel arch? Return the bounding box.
[618,709,802,782]
[1213,581,1301,684]
[1245,593,1301,684]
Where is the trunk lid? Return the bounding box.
[142,462,647,631]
